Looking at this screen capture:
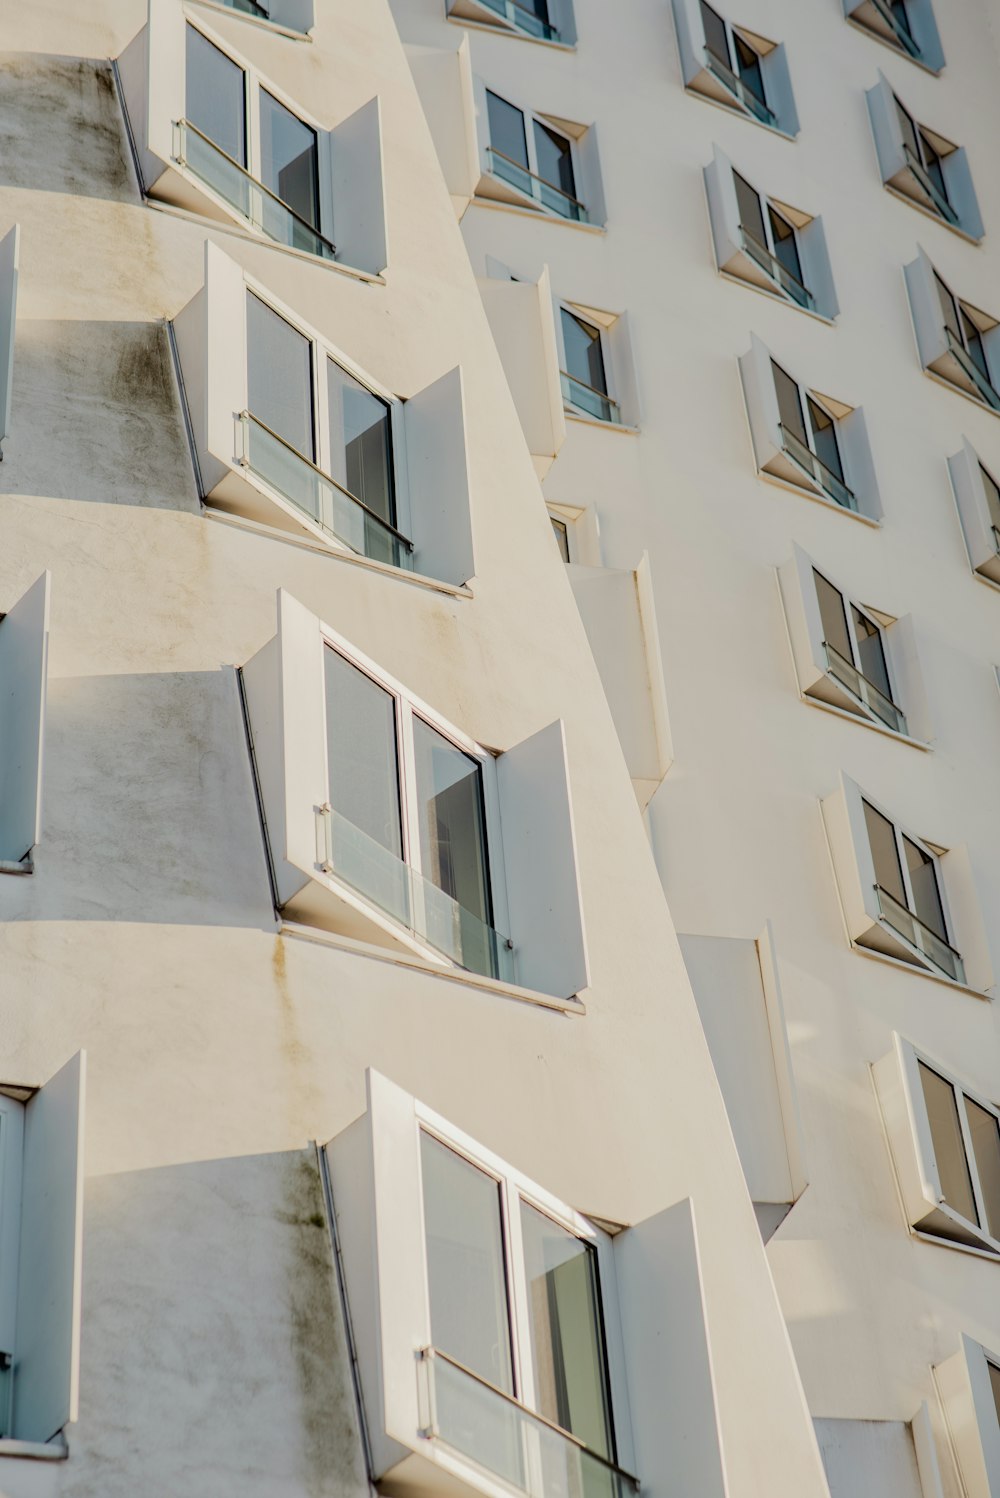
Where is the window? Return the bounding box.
[904,251,1000,410]
[935,1335,1000,1498]
[861,800,960,981]
[948,439,1000,586]
[446,0,574,44]
[0,1054,86,1449]
[556,306,638,427]
[704,148,837,318]
[482,90,587,221]
[866,78,981,238]
[813,571,905,733]
[208,0,315,31]
[117,4,387,274]
[0,571,50,870]
[740,336,879,518]
[550,515,571,561]
[844,0,944,71]
[241,590,590,999]
[670,0,799,135]
[174,244,478,587]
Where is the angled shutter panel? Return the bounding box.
[404,367,476,587]
[704,146,742,274]
[329,97,388,276]
[14,1051,86,1445]
[0,224,19,448]
[866,73,906,186]
[0,570,51,864]
[765,44,799,136]
[948,437,999,576]
[904,247,949,371]
[670,0,709,87]
[738,333,783,474]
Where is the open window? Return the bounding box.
[0,572,50,871]
[116,2,387,273]
[778,546,930,740]
[557,303,637,428]
[867,76,981,238]
[935,1335,1000,1498]
[201,0,314,33]
[949,439,1000,587]
[325,1069,727,1498]
[474,81,602,224]
[875,1033,1000,1258]
[174,243,476,586]
[0,1053,86,1452]
[242,590,589,1000]
[905,251,1000,413]
[705,146,837,317]
[477,263,566,477]
[447,0,576,45]
[845,0,944,69]
[740,336,880,519]
[546,503,601,565]
[821,772,992,991]
[670,0,798,135]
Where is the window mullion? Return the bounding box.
[799,385,815,457]
[313,341,329,475]
[246,72,261,181]
[845,601,863,673]
[525,110,539,178]
[503,1180,534,1408]
[896,825,918,917]
[955,1089,991,1239]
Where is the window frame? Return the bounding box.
[892,94,957,225]
[697,2,775,127]
[859,789,962,981]
[731,170,813,310]
[933,266,1000,408]
[845,0,944,72]
[811,569,906,735]
[770,361,852,509]
[0,1093,24,1436]
[557,304,622,425]
[482,88,586,222]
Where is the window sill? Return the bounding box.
[885,184,981,244]
[469,195,606,234]
[279,918,587,1016]
[187,0,313,41]
[445,12,575,50]
[564,407,639,435]
[851,937,992,1002]
[923,366,1000,418]
[757,468,880,526]
[0,857,33,877]
[911,1227,1000,1262]
[845,16,942,74]
[683,82,797,142]
[0,1436,68,1462]
[719,268,836,325]
[800,690,930,751]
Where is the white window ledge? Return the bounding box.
[911,1228,1000,1263]
[564,409,640,435]
[0,858,33,876]
[445,13,576,49]
[469,195,607,234]
[800,692,932,750]
[278,919,588,1015]
[0,1436,68,1462]
[719,269,836,325]
[851,936,993,1001]
[885,185,982,243]
[758,469,882,526]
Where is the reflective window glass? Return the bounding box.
[412,718,492,927]
[533,121,576,199]
[852,608,893,702]
[889,0,913,36]
[733,172,766,247]
[768,206,803,289]
[487,91,529,170]
[185,25,247,166]
[981,465,1000,532]
[734,34,766,106]
[519,1201,613,1459]
[813,572,852,664]
[700,0,731,67]
[935,274,963,344]
[961,311,990,382]
[260,89,319,230]
[967,1099,1000,1242]
[771,361,806,446]
[562,311,608,396]
[918,1062,979,1226]
[807,397,844,482]
[324,647,403,859]
[919,130,948,207]
[894,98,921,163]
[327,361,395,525]
[863,800,906,905]
[903,837,947,942]
[246,292,315,460]
[551,516,570,563]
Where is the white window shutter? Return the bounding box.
[799,216,839,319]
[497,719,588,999]
[14,1051,86,1445]
[172,240,248,500]
[404,367,476,587]
[738,333,783,475]
[329,97,388,277]
[478,267,565,469]
[402,36,479,213]
[0,223,19,449]
[866,73,906,185]
[904,247,949,372]
[936,1336,1000,1498]
[613,1198,726,1498]
[670,0,709,87]
[118,0,185,190]
[776,548,829,699]
[947,150,984,241]
[765,45,799,136]
[948,437,1000,580]
[820,773,883,940]
[0,570,50,865]
[872,1035,942,1232]
[704,146,742,275]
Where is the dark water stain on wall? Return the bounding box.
[0,55,135,201]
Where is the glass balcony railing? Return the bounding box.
[237,412,414,570]
[216,0,271,15]
[474,0,559,40]
[823,641,908,735]
[319,808,516,984]
[901,144,958,227]
[172,120,336,261]
[418,1348,639,1498]
[739,226,815,310]
[944,328,1000,412]
[778,423,858,512]
[560,371,621,425]
[703,49,776,127]
[486,147,588,222]
[868,0,922,58]
[874,883,965,985]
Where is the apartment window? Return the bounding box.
[185,26,247,168]
[813,572,905,734]
[212,0,316,30]
[947,439,1000,586]
[866,79,980,237]
[861,800,962,982]
[559,308,623,425]
[905,251,1000,411]
[845,0,944,71]
[671,0,798,134]
[446,0,572,44]
[700,2,770,122]
[483,90,586,221]
[771,361,852,511]
[550,515,571,561]
[935,1335,1000,1497]
[734,173,810,308]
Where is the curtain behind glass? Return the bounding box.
[519,1201,613,1459]
[185,26,247,165]
[324,647,402,857]
[918,1063,979,1225]
[260,88,319,229]
[327,360,395,524]
[246,292,315,460]
[412,718,491,924]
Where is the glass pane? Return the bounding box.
[259,88,319,231]
[981,465,1000,532]
[967,1099,1000,1241]
[699,0,731,66]
[413,718,492,929]
[771,361,806,445]
[246,292,315,460]
[903,837,947,942]
[918,1063,978,1226]
[894,98,921,162]
[533,120,576,200]
[935,274,962,344]
[919,131,948,205]
[807,397,844,481]
[420,1132,514,1394]
[562,310,608,396]
[768,206,804,288]
[962,313,990,382]
[734,34,766,107]
[813,572,852,663]
[487,91,529,170]
[863,800,906,905]
[185,25,246,166]
[551,516,570,563]
[327,360,395,526]
[324,647,403,859]
[890,0,913,36]
[851,608,893,701]
[733,172,766,246]
[990,1361,1000,1429]
[520,1201,613,1461]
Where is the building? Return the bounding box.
[0,2,835,1497]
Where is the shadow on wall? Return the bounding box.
[3,318,200,511]
[79,1149,369,1498]
[0,54,136,203]
[0,668,274,928]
